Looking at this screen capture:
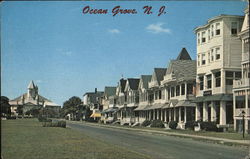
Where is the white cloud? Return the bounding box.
[108,29,120,34]
[146,23,171,34]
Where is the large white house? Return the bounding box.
[194,14,244,128]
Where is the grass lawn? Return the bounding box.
[1,119,150,159]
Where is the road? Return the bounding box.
[67,121,249,159]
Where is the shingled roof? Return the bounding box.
[154,68,167,84]
[104,86,116,97]
[166,60,196,82]
[140,75,152,89]
[127,78,140,90]
[176,48,192,60]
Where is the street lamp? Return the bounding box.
[242,110,246,138]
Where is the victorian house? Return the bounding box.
[115,78,127,123]
[120,78,140,125]
[134,75,152,123]
[9,80,61,117]
[101,86,117,123]
[233,4,250,133]
[194,14,244,128]
[146,68,167,121]
[161,48,197,128]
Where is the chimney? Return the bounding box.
[95,88,97,93]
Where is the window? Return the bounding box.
[236,96,245,108]
[202,31,206,43]
[211,25,214,37]
[208,52,210,63]
[168,88,170,100]
[202,53,206,65]
[199,76,204,90]
[235,72,242,79]
[176,85,180,96]
[197,55,200,66]
[208,29,210,40]
[159,90,162,99]
[215,72,221,87]
[215,47,220,60]
[211,49,214,61]
[197,33,200,44]
[226,71,233,85]
[171,87,175,97]
[231,22,237,35]
[207,74,212,89]
[215,23,220,35]
[243,38,249,53]
[187,84,193,95]
[181,84,185,95]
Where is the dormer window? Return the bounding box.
[211,25,214,37]
[211,49,214,61]
[231,22,237,35]
[208,29,210,40]
[215,23,220,35]
[197,33,200,44]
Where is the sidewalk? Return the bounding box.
[68,120,250,147]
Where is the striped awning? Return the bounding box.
[90,112,101,118]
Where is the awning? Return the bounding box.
[144,104,166,110]
[134,105,148,111]
[194,94,233,102]
[102,107,118,113]
[90,112,101,118]
[175,100,196,107]
[161,103,170,109]
[193,96,205,103]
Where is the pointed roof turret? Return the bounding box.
[27,80,35,89]
[176,48,192,60]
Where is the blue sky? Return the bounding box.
[1,1,247,106]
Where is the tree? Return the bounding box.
[61,96,82,119]
[0,96,11,116]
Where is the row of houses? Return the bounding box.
[83,4,249,133]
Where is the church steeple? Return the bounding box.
[176,48,192,60]
[27,80,38,99]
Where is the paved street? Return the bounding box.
[67,122,249,159]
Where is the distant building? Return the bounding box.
[83,88,104,111]
[9,80,61,117]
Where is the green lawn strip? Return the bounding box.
[82,121,250,140]
[2,119,150,159]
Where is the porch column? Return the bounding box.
[174,108,176,121]
[203,102,208,121]
[165,109,167,122]
[211,101,217,122]
[179,107,182,122]
[220,101,226,125]
[184,107,187,123]
[195,105,201,121]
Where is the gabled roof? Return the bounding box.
[166,60,196,82]
[104,86,116,97]
[140,75,152,89]
[120,78,127,93]
[127,78,140,90]
[176,48,192,60]
[154,68,167,84]
[27,80,35,89]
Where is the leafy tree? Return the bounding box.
[61,96,82,118]
[1,96,11,116]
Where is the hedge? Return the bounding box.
[43,121,66,128]
[141,120,151,127]
[151,120,165,128]
[169,121,178,129]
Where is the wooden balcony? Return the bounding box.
[233,78,250,89]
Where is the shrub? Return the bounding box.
[6,116,16,120]
[43,121,66,128]
[169,121,178,129]
[141,120,151,127]
[199,121,217,131]
[185,121,198,130]
[151,120,165,128]
[38,116,52,122]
